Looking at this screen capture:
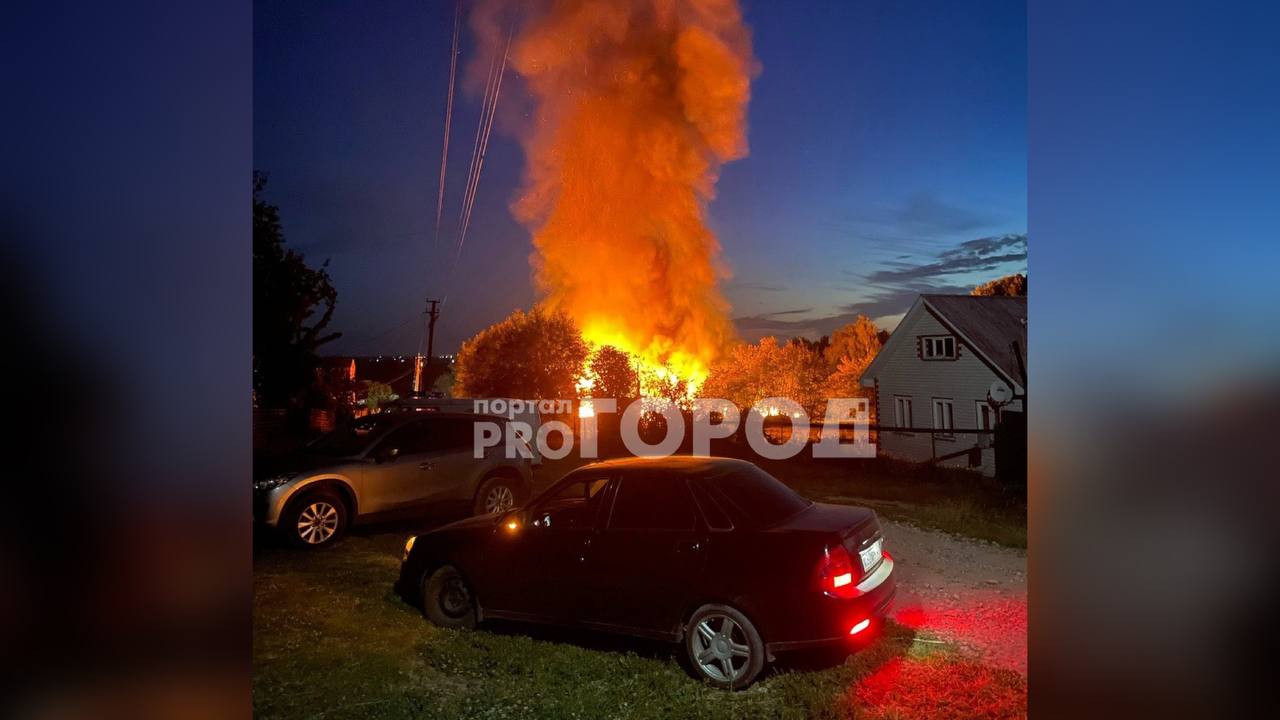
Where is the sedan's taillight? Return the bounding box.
[818,544,858,599]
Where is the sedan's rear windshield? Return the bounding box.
[307,415,398,457]
[703,465,812,527]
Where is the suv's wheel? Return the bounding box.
[685,604,766,690]
[283,490,348,548]
[473,474,520,516]
[421,565,477,629]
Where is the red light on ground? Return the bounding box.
[850,619,871,635]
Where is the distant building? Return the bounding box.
[860,294,1026,477]
[320,356,454,409]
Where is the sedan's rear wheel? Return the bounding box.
[685,604,765,689]
[422,565,477,630]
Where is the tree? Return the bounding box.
[431,367,455,397]
[363,381,395,412]
[701,339,772,413]
[453,308,589,399]
[702,337,827,417]
[972,273,1027,297]
[586,346,639,400]
[790,335,830,357]
[254,172,341,407]
[773,341,828,415]
[824,315,882,373]
[822,315,883,399]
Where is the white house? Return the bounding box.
[860,294,1026,477]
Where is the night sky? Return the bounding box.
[254,0,1027,356]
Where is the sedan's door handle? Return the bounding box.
[675,540,702,554]
[418,461,434,471]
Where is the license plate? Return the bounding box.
[859,538,883,572]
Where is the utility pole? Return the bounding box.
[412,299,442,397]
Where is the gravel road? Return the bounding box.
[881,519,1027,675]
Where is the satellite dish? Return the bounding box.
[988,380,1013,406]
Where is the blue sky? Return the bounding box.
[255,0,1026,354]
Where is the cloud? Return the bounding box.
[827,192,1001,242]
[897,192,992,234]
[732,307,816,334]
[862,233,1026,285]
[730,233,1026,341]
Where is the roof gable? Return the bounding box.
[860,296,926,384]
[920,295,1027,387]
[861,294,1027,392]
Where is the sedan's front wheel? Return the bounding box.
[422,565,477,630]
[685,604,765,689]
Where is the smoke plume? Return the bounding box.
[472,0,757,385]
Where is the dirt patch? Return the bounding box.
[881,519,1027,675]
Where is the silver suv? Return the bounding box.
[253,412,534,547]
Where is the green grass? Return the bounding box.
[254,531,1025,719]
[255,454,1025,717]
[855,497,1026,549]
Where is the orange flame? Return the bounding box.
[476,0,757,390]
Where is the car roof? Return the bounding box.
[369,411,511,425]
[574,455,756,478]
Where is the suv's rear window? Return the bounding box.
[703,465,812,527]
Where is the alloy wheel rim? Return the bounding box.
[484,485,515,514]
[297,501,338,544]
[439,575,472,618]
[691,614,750,683]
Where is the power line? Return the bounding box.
[448,8,516,286]
[433,0,461,251]
[456,19,512,262]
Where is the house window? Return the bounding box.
[894,396,913,432]
[976,401,996,432]
[921,335,957,360]
[932,398,954,437]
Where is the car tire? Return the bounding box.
[473,474,521,516]
[283,489,348,548]
[685,604,766,690]
[421,565,477,630]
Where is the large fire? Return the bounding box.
[473,0,757,393]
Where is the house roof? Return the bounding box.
[861,294,1027,392]
[920,294,1027,385]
